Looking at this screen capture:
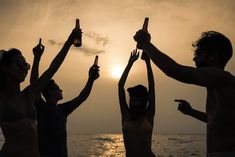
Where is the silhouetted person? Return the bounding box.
[175,99,207,123]
[30,44,99,157]
[0,28,78,157]
[118,49,155,157]
[134,30,235,156]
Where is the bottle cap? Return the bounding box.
[75,19,80,30]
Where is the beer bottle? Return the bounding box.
[136,17,149,60]
[74,19,82,47]
[136,17,149,49]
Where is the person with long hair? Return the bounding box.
[0,28,78,157]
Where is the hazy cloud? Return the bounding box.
[84,31,109,47]
[47,31,108,56]
[48,39,63,46]
[78,45,105,56]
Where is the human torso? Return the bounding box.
[0,92,39,157]
[206,86,235,153]
[122,116,155,157]
[36,99,68,157]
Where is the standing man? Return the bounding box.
[134,30,235,157]
[31,40,99,157]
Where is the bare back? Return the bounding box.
[206,86,235,153]
[0,92,39,157]
[122,117,155,157]
[1,119,39,157]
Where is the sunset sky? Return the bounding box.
[0,0,235,134]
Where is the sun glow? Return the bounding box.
[111,65,123,79]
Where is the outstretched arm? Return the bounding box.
[62,65,100,115]
[175,99,207,123]
[30,38,44,84]
[134,30,235,87]
[27,29,77,101]
[118,49,139,120]
[143,54,155,122]
[30,38,44,104]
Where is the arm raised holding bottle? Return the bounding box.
[25,27,81,105]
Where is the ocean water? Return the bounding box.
[0,133,206,157]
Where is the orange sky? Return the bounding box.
[0,0,235,134]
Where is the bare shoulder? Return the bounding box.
[22,85,36,103]
[188,67,235,87]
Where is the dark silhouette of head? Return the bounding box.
[192,31,233,68]
[42,79,63,102]
[127,84,148,118]
[0,49,29,91]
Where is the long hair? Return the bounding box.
[0,48,22,92]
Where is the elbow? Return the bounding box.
[162,64,183,80]
[163,69,177,78]
[157,60,181,78]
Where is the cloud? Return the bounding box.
[77,45,105,56]
[48,39,63,46]
[47,40,106,56]
[84,31,109,47]
[47,31,109,56]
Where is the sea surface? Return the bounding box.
[0,133,206,157]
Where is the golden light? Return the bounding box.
[111,65,123,79]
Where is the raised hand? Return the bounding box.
[67,28,82,46]
[89,65,100,81]
[175,99,193,115]
[33,38,44,58]
[133,29,151,44]
[128,49,139,63]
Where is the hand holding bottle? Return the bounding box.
[135,18,151,60]
[89,56,100,81]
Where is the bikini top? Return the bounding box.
[0,93,37,122]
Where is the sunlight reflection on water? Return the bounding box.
[0,133,206,157]
[68,134,206,157]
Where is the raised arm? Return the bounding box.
[62,65,100,115]
[143,54,155,121]
[30,38,44,103]
[30,38,44,84]
[118,49,139,120]
[175,99,207,123]
[27,29,77,100]
[134,30,235,87]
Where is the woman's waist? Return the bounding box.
[1,143,40,157]
[122,120,153,134]
[123,133,153,148]
[3,134,38,145]
[1,119,38,145]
